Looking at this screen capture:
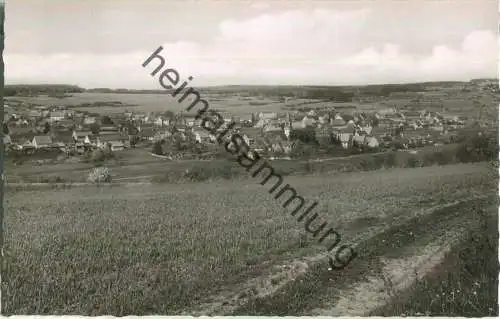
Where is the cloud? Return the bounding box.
[5,8,498,88]
[249,3,270,10]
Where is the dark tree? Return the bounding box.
[290,128,318,145]
[43,122,51,134]
[90,123,100,135]
[100,115,114,125]
[152,141,164,155]
[129,135,139,148]
[163,111,175,119]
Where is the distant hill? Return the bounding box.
[4,84,85,97]
[5,80,478,102]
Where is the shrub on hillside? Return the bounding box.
[87,167,112,183]
[152,140,164,155]
[83,148,114,164]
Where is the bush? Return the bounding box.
[39,175,65,183]
[87,167,112,183]
[152,162,236,184]
[152,141,164,155]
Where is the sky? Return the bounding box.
[5,0,499,89]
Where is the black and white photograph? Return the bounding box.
[1,0,498,316]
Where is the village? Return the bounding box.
[2,97,477,163]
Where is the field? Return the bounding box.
[7,93,287,116]
[3,162,497,315]
[4,143,470,184]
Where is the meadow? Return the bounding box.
[7,92,286,115]
[2,162,496,315]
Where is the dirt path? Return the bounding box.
[180,194,493,316]
[309,221,474,316]
[228,197,496,316]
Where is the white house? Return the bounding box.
[3,134,11,146]
[193,129,211,143]
[331,115,346,127]
[301,116,316,127]
[263,124,282,133]
[291,121,306,130]
[154,116,171,127]
[284,126,291,139]
[83,116,97,125]
[353,134,366,146]
[365,136,380,148]
[259,112,277,120]
[360,125,373,135]
[307,110,317,117]
[108,141,125,151]
[339,133,353,149]
[253,118,269,128]
[72,130,93,144]
[32,136,53,149]
[50,111,65,122]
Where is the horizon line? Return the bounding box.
[4,77,498,91]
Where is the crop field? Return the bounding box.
[7,93,286,115]
[2,162,496,315]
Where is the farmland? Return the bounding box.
[2,162,497,315]
[7,92,287,116]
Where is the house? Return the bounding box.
[232,115,241,124]
[239,114,253,124]
[431,125,444,132]
[153,130,173,142]
[97,134,127,149]
[339,133,353,149]
[318,114,330,124]
[353,134,366,147]
[27,110,42,120]
[21,140,35,152]
[3,134,11,146]
[359,125,373,135]
[315,126,331,143]
[253,118,270,128]
[100,125,119,133]
[83,116,97,125]
[403,111,422,120]
[215,112,233,123]
[263,123,282,133]
[50,112,65,122]
[32,135,53,149]
[72,130,93,144]
[284,126,291,139]
[291,121,306,130]
[331,116,346,127]
[57,118,75,127]
[193,129,212,144]
[378,118,395,128]
[53,133,74,147]
[11,118,29,127]
[301,116,316,128]
[108,141,126,152]
[184,116,197,127]
[270,139,293,154]
[139,127,155,141]
[259,112,278,120]
[137,123,154,132]
[307,110,317,117]
[154,116,170,127]
[378,107,397,116]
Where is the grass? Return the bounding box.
[370,210,499,317]
[1,162,495,315]
[7,92,283,115]
[229,196,498,316]
[9,134,495,184]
